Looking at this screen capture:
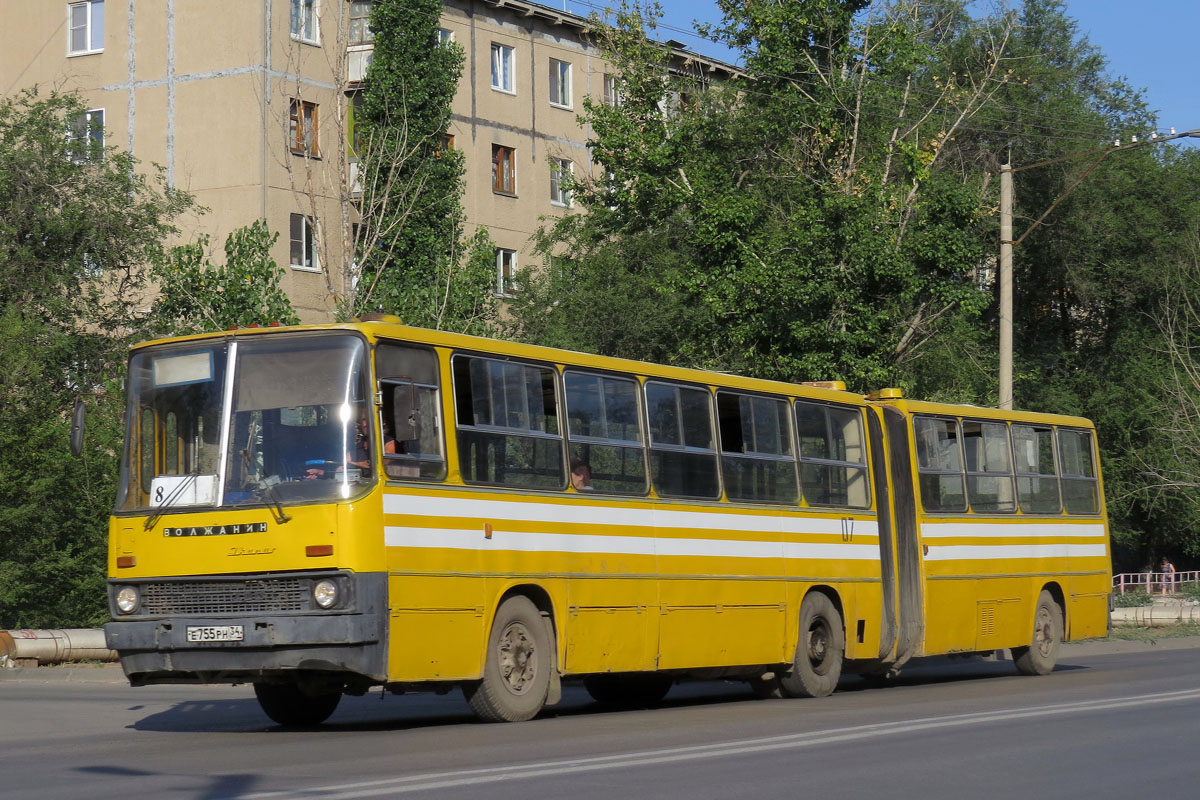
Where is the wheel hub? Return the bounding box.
[498,622,536,694]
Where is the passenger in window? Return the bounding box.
[570,458,592,491]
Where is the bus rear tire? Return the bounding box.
[1013,589,1063,676]
[253,682,341,727]
[584,673,673,708]
[779,592,844,698]
[464,595,551,722]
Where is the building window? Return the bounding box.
[68,0,104,55]
[491,43,514,93]
[290,0,318,44]
[495,248,517,296]
[550,158,572,207]
[492,144,515,195]
[289,99,319,157]
[549,58,571,108]
[437,28,454,46]
[435,133,455,159]
[290,214,319,271]
[68,108,104,162]
[602,73,622,106]
[348,0,373,46]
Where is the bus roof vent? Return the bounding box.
[800,381,848,391]
[867,388,904,400]
[355,313,404,324]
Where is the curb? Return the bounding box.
[2,634,1199,685]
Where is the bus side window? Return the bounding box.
[645,381,719,499]
[718,391,797,504]
[1058,428,1099,514]
[1012,424,1061,513]
[452,354,564,489]
[795,401,870,509]
[376,343,446,481]
[962,420,1016,513]
[563,371,647,494]
[913,416,966,513]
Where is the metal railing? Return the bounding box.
[1113,571,1200,595]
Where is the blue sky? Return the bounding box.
[564,1,1197,145]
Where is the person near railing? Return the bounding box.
[1161,557,1177,595]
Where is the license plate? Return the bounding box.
[186,625,244,643]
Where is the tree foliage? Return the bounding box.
[149,219,300,336]
[353,0,498,333]
[0,89,193,627]
[507,0,1200,570]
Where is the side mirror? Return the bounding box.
[388,381,418,441]
[69,399,86,457]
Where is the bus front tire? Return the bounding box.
[779,592,844,698]
[253,682,341,727]
[1012,589,1063,676]
[465,595,551,722]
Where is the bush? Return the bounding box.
[1113,589,1154,607]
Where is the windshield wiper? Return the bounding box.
[143,472,200,531]
[240,448,291,524]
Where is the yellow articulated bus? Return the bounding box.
[102,318,1111,724]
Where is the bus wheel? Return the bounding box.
[780,593,844,698]
[584,673,673,708]
[465,595,551,722]
[253,682,341,726]
[1012,590,1063,676]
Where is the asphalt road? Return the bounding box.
[2,640,1199,799]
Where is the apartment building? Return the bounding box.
[1,0,733,320]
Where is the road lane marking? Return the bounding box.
[230,687,1200,799]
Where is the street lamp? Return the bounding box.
[997,128,1200,410]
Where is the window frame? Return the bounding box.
[1011,423,1062,515]
[549,158,572,207]
[1057,427,1101,515]
[912,415,967,513]
[495,248,517,297]
[375,341,447,482]
[491,144,516,196]
[490,42,515,94]
[549,58,572,108]
[68,108,104,163]
[289,99,319,157]
[643,380,721,500]
[67,0,104,56]
[289,213,320,272]
[451,353,566,490]
[794,400,871,510]
[563,369,649,495]
[348,0,373,47]
[717,390,799,505]
[602,73,622,107]
[961,418,1017,514]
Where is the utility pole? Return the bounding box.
[999,163,1013,410]
[997,128,1200,411]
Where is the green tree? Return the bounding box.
[353,0,497,333]
[0,89,193,627]
[509,1,1000,390]
[149,219,300,336]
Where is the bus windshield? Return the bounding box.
[116,332,372,513]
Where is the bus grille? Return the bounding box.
[141,578,307,615]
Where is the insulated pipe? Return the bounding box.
[0,629,117,664]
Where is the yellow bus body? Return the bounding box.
[104,320,1110,721]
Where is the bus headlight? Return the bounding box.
[115,585,140,614]
[313,579,338,609]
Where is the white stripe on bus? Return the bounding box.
[383,492,876,537]
[921,521,1106,539]
[383,527,881,561]
[923,543,1109,560]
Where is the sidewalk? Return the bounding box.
[1109,596,1200,627]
